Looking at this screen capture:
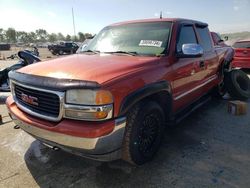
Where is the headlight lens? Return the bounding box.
[66,89,113,105]
[64,89,113,121]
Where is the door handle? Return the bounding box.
[200,61,205,68]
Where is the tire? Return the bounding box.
[225,69,250,100]
[122,101,165,165]
[212,80,227,98]
[59,50,64,55]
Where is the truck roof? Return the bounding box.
[110,18,208,27]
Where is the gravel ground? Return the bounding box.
[0,48,58,70]
[0,56,250,188]
[0,98,249,188]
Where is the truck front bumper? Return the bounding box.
[7,96,126,161]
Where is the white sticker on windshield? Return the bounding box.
[139,40,163,47]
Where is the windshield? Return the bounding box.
[82,22,172,56]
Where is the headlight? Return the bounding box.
[66,89,113,105]
[64,89,113,121]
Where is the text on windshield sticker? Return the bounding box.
[139,40,163,47]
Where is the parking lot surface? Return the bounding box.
[0,94,250,188]
[0,56,250,188]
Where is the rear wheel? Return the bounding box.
[212,80,227,98]
[225,69,250,100]
[122,101,165,165]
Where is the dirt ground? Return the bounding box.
[0,52,250,188]
[0,47,56,61]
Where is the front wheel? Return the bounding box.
[122,101,165,165]
[58,50,64,55]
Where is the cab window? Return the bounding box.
[176,25,198,53]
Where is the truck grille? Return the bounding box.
[14,84,61,119]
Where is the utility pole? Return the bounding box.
[72,7,76,41]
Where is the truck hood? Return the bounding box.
[17,54,160,84]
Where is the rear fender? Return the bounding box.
[224,47,235,70]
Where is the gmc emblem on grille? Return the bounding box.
[20,93,39,106]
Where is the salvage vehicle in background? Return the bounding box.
[48,41,79,55]
[76,39,92,53]
[210,32,229,47]
[232,40,250,69]
[0,43,11,51]
[6,18,249,165]
[0,50,41,91]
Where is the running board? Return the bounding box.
[174,95,211,124]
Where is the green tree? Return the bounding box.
[48,33,57,42]
[84,33,93,39]
[17,31,30,43]
[65,34,71,41]
[71,35,78,41]
[5,28,16,43]
[28,32,37,43]
[35,29,48,42]
[57,32,65,41]
[0,28,5,42]
[78,32,85,42]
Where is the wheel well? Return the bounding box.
[141,91,173,121]
[219,60,232,79]
[223,60,232,71]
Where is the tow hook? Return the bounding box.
[14,125,20,129]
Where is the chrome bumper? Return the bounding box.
[11,115,126,161]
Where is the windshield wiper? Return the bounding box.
[81,50,100,54]
[104,51,138,56]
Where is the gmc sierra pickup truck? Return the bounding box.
[7,18,236,165]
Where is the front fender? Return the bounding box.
[119,81,171,116]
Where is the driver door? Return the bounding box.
[172,24,206,111]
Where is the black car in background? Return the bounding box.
[0,43,11,51]
[48,41,79,55]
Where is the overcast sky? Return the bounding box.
[0,0,249,35]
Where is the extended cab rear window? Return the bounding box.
[196,26,213,52]
[233,41,250,48]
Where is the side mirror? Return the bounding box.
[177,43,204,58]
[224,36,228,41]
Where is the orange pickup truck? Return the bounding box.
[7,18,239,165]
